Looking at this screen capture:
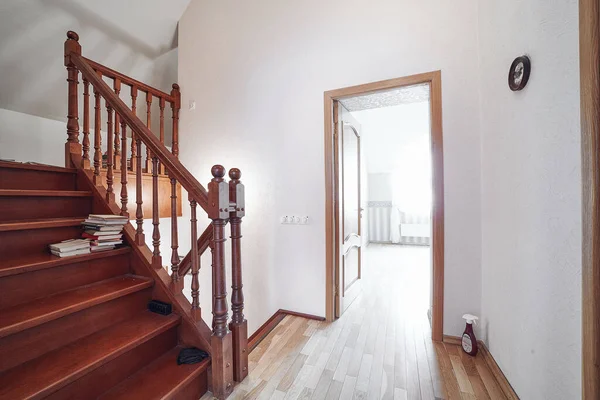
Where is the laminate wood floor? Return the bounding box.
[202,245,507,400]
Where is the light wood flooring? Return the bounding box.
[203,245,507,400]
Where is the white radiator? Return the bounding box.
[368,201,430,245]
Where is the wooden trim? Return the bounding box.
[443,335,519,399]
[429,71,445,343]
[442,334,462,346]
[479,341,519,400]
[278,309,326,321]
[580,0,600,397]
[324,71,445,343]
[248,309,327,351]
[248,311,286,351]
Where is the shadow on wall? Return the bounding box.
[0,0,182,122]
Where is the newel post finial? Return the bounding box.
[212,164,226,180]
[229,168,241,182]
[66,31,79,41]
[64,31,81,63]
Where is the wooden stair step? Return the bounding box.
[0,217,85,232]
[99,347,210,400]
[0,247,130,278]
[0,161,77,174]
[0,274,152,339]
[0,161,77,191]
[0,189,92,197]
[0,311,180,400]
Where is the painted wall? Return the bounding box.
[368,174,392,202]
[179,0,483,336]
[0,108,66,166]
[0,0,181,167]
[478,0,581,398]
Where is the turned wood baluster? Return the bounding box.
[113,79,121,170]
[93,72,102,185]
[81,78,90,169]
[152,155,161,268]
[145,92,152,172]
[105,100,114,202]
[208,165,234,399]
[190,197,200,317]
[170,174,180,284]
[170,84,180,158]
[130,86,138,171]
[135,137,145,245]
[64,31,81,168]
[159,97,165,174]
[168,86,181,284]
[120,116,128,216]
[168,88,180,284]
[228,167,248,382]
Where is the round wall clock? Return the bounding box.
[508,56,531,91]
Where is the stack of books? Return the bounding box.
[82,214,127,252]
[49,239,91,258]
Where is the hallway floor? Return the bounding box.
[211,244,507,400]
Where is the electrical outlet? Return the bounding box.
[281,215,309,225]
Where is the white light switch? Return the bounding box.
[189,100,196,110]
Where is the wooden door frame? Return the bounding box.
[580,0,600,397]
[324,71,445,341]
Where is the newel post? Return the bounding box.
[64,31,82,168]
[228,168,248,382]
[208,165,234,399]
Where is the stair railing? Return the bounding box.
[64,31,247,398]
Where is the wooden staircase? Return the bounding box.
[0,162,209,400]
[0,31,249,399]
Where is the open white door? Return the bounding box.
[335,102,363,317]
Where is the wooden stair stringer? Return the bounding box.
[75,168,213,354]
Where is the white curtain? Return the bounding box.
[390,138,432,243]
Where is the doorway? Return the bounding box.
[324,71,444,341]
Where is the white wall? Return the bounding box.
[0,0,185,121]
[0,108,66,166]
[0,0,182,167]
[179,0,483,336]
[353,102,431,175]
[478,0,581,398]
[368,174,392,202]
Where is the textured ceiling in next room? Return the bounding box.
[340,83,429,112]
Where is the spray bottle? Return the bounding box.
[461,314,479,356]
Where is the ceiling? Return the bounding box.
[340,83,429,112]
[0,0,190,121]
[347,83,431,175]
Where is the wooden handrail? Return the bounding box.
[83,57,175,103]
[179,224,213,276]
[69,53,209,211]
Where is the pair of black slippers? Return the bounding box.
[177,347,209,365]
